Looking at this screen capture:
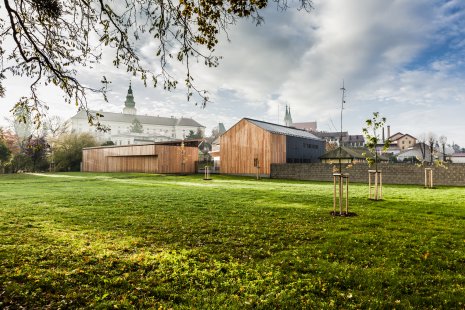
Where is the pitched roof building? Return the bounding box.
[320,146,389,164]
[69,83,205,145]
[220,118,324,176]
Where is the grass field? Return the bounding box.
[1,172,465,309]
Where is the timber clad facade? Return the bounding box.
[220,118,324,176]
[82,144,198,173]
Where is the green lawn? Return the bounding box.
[1,173,464,309]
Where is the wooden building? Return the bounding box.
[220,118,325,176]
[82,141,199,173]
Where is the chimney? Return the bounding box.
[387,125,391,139]
[382,127,385,143]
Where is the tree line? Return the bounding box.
[0,115,97,173]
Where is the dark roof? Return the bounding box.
[71,110,205,127]
[245,118,323,140]
[314,131,348,138]
[320,146,389,161]
[342,135,365,142]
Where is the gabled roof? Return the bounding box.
[71,110,205,127]
[314,131,349,138]
[389,132,404,139]
[320,146,389,161]
[292,121,317,131]
[245,118,323,140]
[342,135,365,142]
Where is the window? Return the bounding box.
[302,142,319,149]
[254,158,259,167]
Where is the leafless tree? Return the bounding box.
[427,132,437,164]
[439,135,447,162]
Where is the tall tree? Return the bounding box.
[0,0,313,128]
[0,140,11,173]
[185,128,204,139]
[417,134,427,162]
[427,132,437,164]
[53,132,97,171]
[438,135,447,162]
[129,118,144,134]
[24,136,49,171]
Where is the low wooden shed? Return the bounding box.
[220,118,325,176]
[82,141,199,173]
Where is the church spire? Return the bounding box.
[123,81,137,115]
[284,104,293,127]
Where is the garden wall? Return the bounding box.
[270,163,465,186]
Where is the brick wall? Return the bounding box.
[270,163,465,186]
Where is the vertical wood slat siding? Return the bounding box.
[220,119,286,175]
[82,144,198,173]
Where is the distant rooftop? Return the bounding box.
[71,110,205,128]
[292,121,317,132]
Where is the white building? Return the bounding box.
[450,153,465,163]
[69,83,205,145]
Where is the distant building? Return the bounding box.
[292,121,317,132]
[320,146,388,164]
[450,153,465,164]
[69,83,205,145]
[314,131,348,144]
[396,143,433,163]
[342,135,365,147]
[388,132,417,151]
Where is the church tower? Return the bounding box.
[123,82,137,115]
[284,105,293,127]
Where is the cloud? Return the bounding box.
[1,0,465,146]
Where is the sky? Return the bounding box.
[1,0,465,146]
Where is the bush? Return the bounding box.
[53,133,97,171]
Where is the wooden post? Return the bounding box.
[333,173,350,215]
[333,174,337,213]
[345,175,349,214]
[425,168,433,188]
[368,170,382,200]
[339,174,343,214]
[380,171,383,199]
[368,170,371,199]
[204,165,211,180]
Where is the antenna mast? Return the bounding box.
[340,81,346,146]
[339,81,346,173]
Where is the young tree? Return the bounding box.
[362,112,390,201]
[362,112,390,172]
[0,0,313,128]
